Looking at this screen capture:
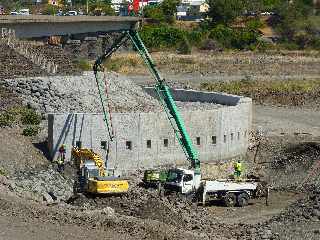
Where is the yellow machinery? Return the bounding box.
[72,147,129,194]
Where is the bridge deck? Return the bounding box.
[0,15,140,38]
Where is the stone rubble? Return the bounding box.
[9,166,74,203]
[1,71,222,115]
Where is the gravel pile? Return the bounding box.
[1,71,222,114]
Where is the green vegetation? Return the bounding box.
[209,24,260,50]
[140,25,187,50]
[141,0,320,51]
[271,0,320,49]
[75,58,92,71]
[0,168,7,176]
[20,108,41,125]
[42,4,59,15]
[0,111,16,127]
[144,0,180,24]
[104,54,142,72]
[201,79,320,106]
[22,126,40,137]
[88,1,115,16]
[206,0,244,26]
[0,106,41,136]
[176,36,192,54]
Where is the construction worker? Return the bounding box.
[59,144,66,160]
[57,156,65,173]
[234,160,242,181]
[57,144,66,172]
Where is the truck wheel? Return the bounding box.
[237,192,249,207]
[223,193,236,207]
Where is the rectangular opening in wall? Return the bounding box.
[76,141,82,148]
[223,135,227,143]
[164,139,169,147]
[126,141,132,150]
[147,140,151,148]
[211,136,216,144]
[244,130,247,137]
[101,141,107,150]
[196,137,201,145]
[231,133,234,141]
[237,132,240,140]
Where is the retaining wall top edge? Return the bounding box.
[47,106,237,117]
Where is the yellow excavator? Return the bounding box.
[72,147,129,194]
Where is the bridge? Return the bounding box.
[0,15,140,38]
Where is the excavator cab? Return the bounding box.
[72,147,129,194]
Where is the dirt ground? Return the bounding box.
[208,191,302,225]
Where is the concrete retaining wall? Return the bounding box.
[48,90,252,171]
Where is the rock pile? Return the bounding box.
[10,166,74,203]
[273,190,320,223]
[1,71,222,114]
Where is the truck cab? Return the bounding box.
[165,168,199,194]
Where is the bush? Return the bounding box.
[143,5,165,22]
[21,109,41,125]
[143,0,179,24]
[42,4,59,15]
[206,0,244,26]
[209,24,259,50]
[139,25,187,49]
[75,58,92,71]
[0,112,16,127]
[139,25,208,51]
[22,126,40,137]
[200,38,220,50]
[89,2,115,16]
[0,168,6,176]
[176,36,192,54]
[310,38,320,50]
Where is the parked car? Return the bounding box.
[19,9,30,15]
[66,10,78,16]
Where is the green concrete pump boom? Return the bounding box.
[93,30,200,175]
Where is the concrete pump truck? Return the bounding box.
[93,30,264,206]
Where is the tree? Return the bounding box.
[142,0,180,24]
[161,0,180,24]
[206,0,245,26]
[88,1,115,15]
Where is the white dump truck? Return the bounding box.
[164,168,262,207]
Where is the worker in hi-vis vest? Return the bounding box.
[234,160,243,181]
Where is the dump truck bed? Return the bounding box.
[202,180,258,192]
